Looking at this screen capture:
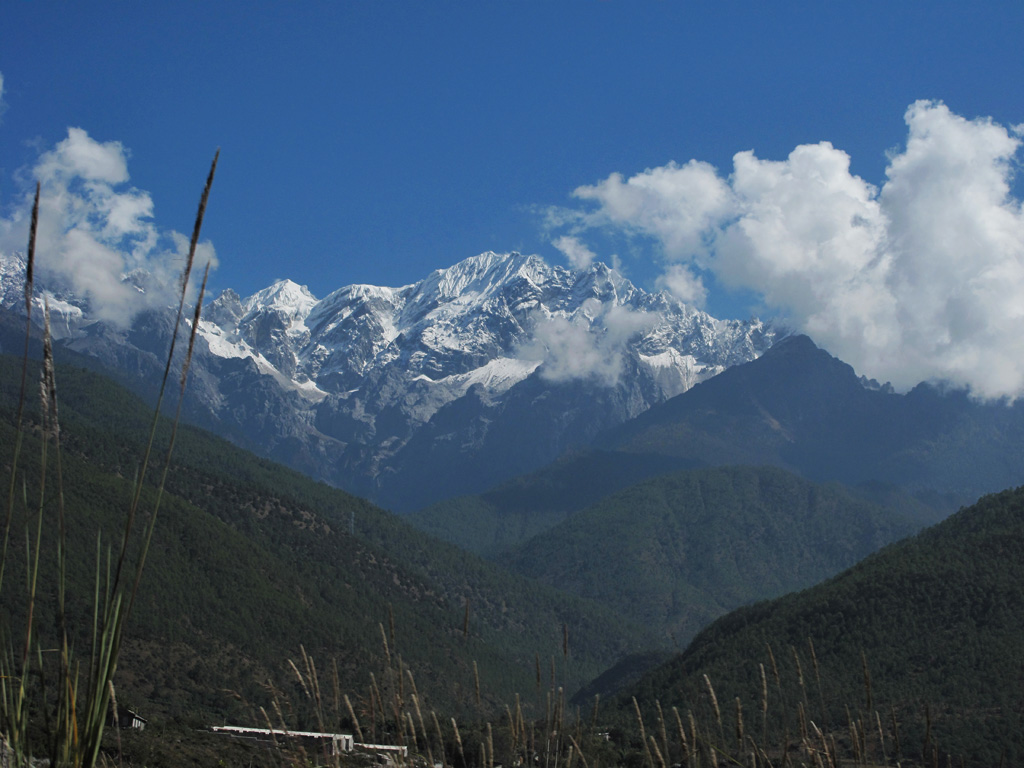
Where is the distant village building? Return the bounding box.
[107,707,147,731]
[211,725,355,756]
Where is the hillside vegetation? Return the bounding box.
[410,449,698,556]
[0,353,651,726]
[621,485,1024,766]
[503,465,924,645]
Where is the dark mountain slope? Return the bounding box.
[623,485,1024,766]
[503,465,922,646]
[0,354,650,724]
[604,334,1024,505]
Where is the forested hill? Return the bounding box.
[503,465,924,645]
[621,485,1024,765]
[0,353,651,723]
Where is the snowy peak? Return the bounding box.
[243,279,318,317]
[0,247,775,509]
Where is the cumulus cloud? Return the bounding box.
[0,127,216,326]
[559,101,1024,400]
[552,234,597,270]
[520,298,654,386]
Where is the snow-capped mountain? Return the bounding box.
[0,250,775,510]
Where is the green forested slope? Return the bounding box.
[622,486,1024,765]
[409,449,697,556]
[0,355,650,725]
[504,466,923,645]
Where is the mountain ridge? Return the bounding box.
[0,249,775,510]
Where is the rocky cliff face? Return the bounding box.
[0,250,774,510]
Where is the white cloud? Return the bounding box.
[558,101,1024,400]
[552,234,597,270]
[573,159,734,263]
[519,298,654,386]
[657,264,707,307]
[0,71,6,123]
[0,127,216,327]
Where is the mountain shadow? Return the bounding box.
[603,334,1024,508]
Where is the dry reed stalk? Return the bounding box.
[473,660,482,709]
[331,658,341,725]
[379,622,391,666]
[396,654,406,710]
[487,721,494,768]
[259,706,282,751]
[765,643,781,688]
[632,698,654,768]
[810,721,828,768]
[649,736,667,768]
[504,703,517,758]
[288,658,311,700]
[406,667,420,710]
[431,710,447,768]
[759,662,768,746]
[808,638,825,723]
[271,695,289,733]
[672,707,689,767]
[703,674,723,741]
[451,716,465,767]
[890,704,901,762]
[875,709,887,765]
[789,645,808,716]
[687,710,699,767]
[405,711,418,750]
[108,680,122,764]
[860,651,873,713]
[845,707,859,764]
[655,699,669,765]
[411,692,428,745]
[734,697,743,749]
[344,694,364,741]
[557,686,566,737]
[412,695,434,767]
[369,673,381,741]
[567,735,590,768]
[116,151,216,595]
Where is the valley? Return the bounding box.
[3,251,1024,765]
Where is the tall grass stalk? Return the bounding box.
[0,153,218,767]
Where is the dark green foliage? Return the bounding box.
[622,485,1024,765]
[410,450,697,556]
[503,465,922,646]
[0,355,651,725]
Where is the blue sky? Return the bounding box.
[3,2,1024,395]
